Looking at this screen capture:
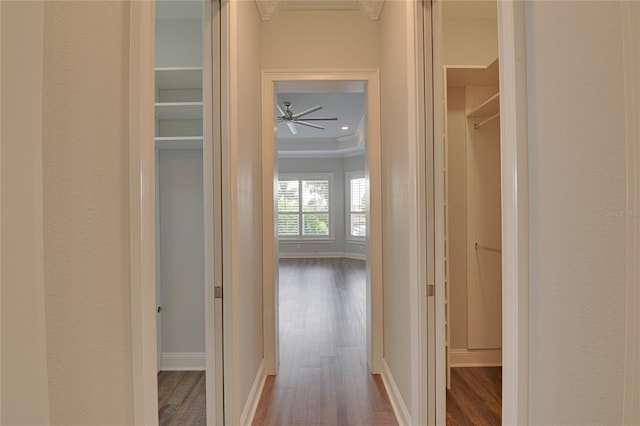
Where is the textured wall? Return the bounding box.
[525,2,627,423]
[379,0,413,416]
[262,10,379,70]
[42,1,134,424]
[226,0,264,423]
[1,1,51,424]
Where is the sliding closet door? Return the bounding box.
[203,0,224,423]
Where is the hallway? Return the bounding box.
[253,258,397,425]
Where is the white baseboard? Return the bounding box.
[240,359,266,426]
[381,359,411,426]
[160,352,206,371]
[278,252,366,260]
[449,348,502,367]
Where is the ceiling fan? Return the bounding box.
[277,101,338,135]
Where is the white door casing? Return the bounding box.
[431,0,530,424]
[261,70,383,376]
[129,1,224,424]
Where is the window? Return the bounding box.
[347,172,367,239]
[278,175,332,238]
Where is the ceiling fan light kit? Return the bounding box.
[277,101,338,135]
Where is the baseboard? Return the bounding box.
[381,359,411,426]
[240,359,266,426]
[278,252,366,260]
[449,348,502,367]
[160,352,206,371]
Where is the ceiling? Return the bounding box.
[276,82,366,158]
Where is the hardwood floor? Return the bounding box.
[446,367,502,426]
[253,258,398,426]
[158,370,206,425]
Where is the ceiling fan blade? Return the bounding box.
[295,120,325,130]
[293,105,322,119]
[295,117,338,121]
[277,104,286,118]
[286,121,298,135]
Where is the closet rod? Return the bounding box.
[473,112,500,130]
[475,242,501,253]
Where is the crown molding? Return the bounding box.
[255,0,384,21]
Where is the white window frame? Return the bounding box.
[345,171,366,242]
[278,172,334,241]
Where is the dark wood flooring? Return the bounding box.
[157,261,500,426]
[446,367,502,425]
[253,258,398,426]
[158,370,206,425]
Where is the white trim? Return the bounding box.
[449,349,502,368]
[497,2,530,424]
[409,3,430,423]
[429,1,445,424]
[203,0,224,424]
[262,69,383,376]
[129,1,159,424]
[623,1,640,424]
[239,360,266,426]
[0,2,3,419]
[278,252,366,261]
[160,352,206,371]
[345,170,367,242]
[381,359,411,426]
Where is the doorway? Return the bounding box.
[431,0,530,424]
[261,71,383,378]
[437,2,503,424]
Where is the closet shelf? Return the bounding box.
[467,92,500,119]
[155,102,203,120]
[155,67,203,90]
[155,136,203,150]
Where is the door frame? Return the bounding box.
[261,70,383,375]
[128,0,223,424]
[128,1,159,423]
[431,1,530,424]
[623,1,640,423]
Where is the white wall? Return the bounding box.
[1,2,51,424]
[158,150,205,356]
[261,10,379,69]
[344,155,367,256]
[379,0,415,417]
[525,2,627,423]
[156,18,202,67]
[443,18,497,67]
[446,87,468,350]
[224,1,263,423]
[42,1,133,424]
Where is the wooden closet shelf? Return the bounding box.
[155,67,203,90]
[467,92,500,119]
[154,136,203,150]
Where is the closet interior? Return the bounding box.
[155,0,206,375]
[441,1,502,420]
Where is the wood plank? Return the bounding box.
[447,367,502,425]
[158,371,206,426]
[253,258,397,426]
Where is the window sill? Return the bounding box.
[346,237,366,243]
[279,238,336,243]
